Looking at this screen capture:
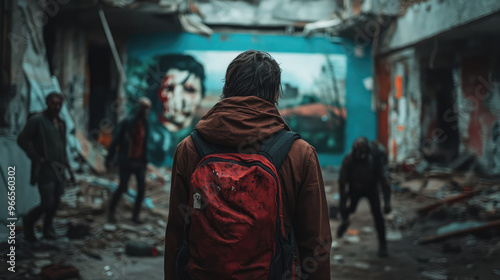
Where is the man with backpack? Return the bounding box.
[337,137,392,257]
[164,50,331,279]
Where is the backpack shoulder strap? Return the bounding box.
[190,129,237,158]
[259,130,301,172]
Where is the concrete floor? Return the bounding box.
[2,171,500,280]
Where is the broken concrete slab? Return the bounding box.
[351,261,370,270]
[344,234,361,244]
[386,230,403,241]
[417,189,482,215]
[125,241,159,257]
[437,221,487,236]
[41,264,80,280]
[103,223,117,232]
[419,220,500,244]
[442,240,462,253]
[333,254,344,263]
[67,222,91,239]
[80,248,102,260]
[420,269,447,280]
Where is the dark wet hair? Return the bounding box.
[353,136,369,151]
[45,92,63,103]
[221,50,282,105]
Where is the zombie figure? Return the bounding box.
[18,92,76,242]
[106,97,151,224]
[337,137,391,257]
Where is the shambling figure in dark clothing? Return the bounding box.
[337,137,392,257]
[18,92,76,242]
[106,97,151,224]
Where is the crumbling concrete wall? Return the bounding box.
[455,54,500,174]
[194,0,338,26]
[359,0,401,16]
[0,0,87,240]
[378,49,421,164]
[1,0,48,240]
[52,26,89,133]
[380,0,500,54]
[373,0,500,176]
[378,46,500,175]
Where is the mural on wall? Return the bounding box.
[126,50,347,167]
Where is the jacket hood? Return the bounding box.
[195,96,290,148]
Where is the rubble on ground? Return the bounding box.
[0,165,171,280]
[327,165,500,279]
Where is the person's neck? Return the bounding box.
[43,110,58,120]
[134,114,145,121]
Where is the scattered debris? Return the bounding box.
[442,240,462,253]
[437,221,486,235]
[351,261,370,270]
[80,248,102,260]
[361,226,374,234]
[417,189,482,215]
[125,241,159,257]
[35,259,52,268]
[66,221,91,239]
[420,269,448,280]
[463,235,479,246]
[41,264,80,280]
[332,254,344,263]
[419,220,500,244]
[414,253,431,263]
[386,230,403,241]
[331,240,340,250]
[157,219,167,228]
[386,208,417,231]
[346,229,358,235]
[119,224,141,233]
[344,234,361,244]
[103,223,118,232]
[33,252,51,259]
[486,241,500,257]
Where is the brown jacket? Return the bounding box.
[164,96,331,279]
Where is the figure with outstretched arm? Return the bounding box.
[337,137,391,258]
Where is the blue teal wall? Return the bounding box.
[127,32,376,167]
[326,41,376,167]
[130,33,348,59]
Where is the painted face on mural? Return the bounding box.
[157,68,203,132]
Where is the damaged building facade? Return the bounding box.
[307,0,500,176]
[377,0,500,176]
[1,0,500,279]
[1,0,375,237]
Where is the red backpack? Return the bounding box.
[176,129,301,280]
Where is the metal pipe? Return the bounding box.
[98,5,127,83]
